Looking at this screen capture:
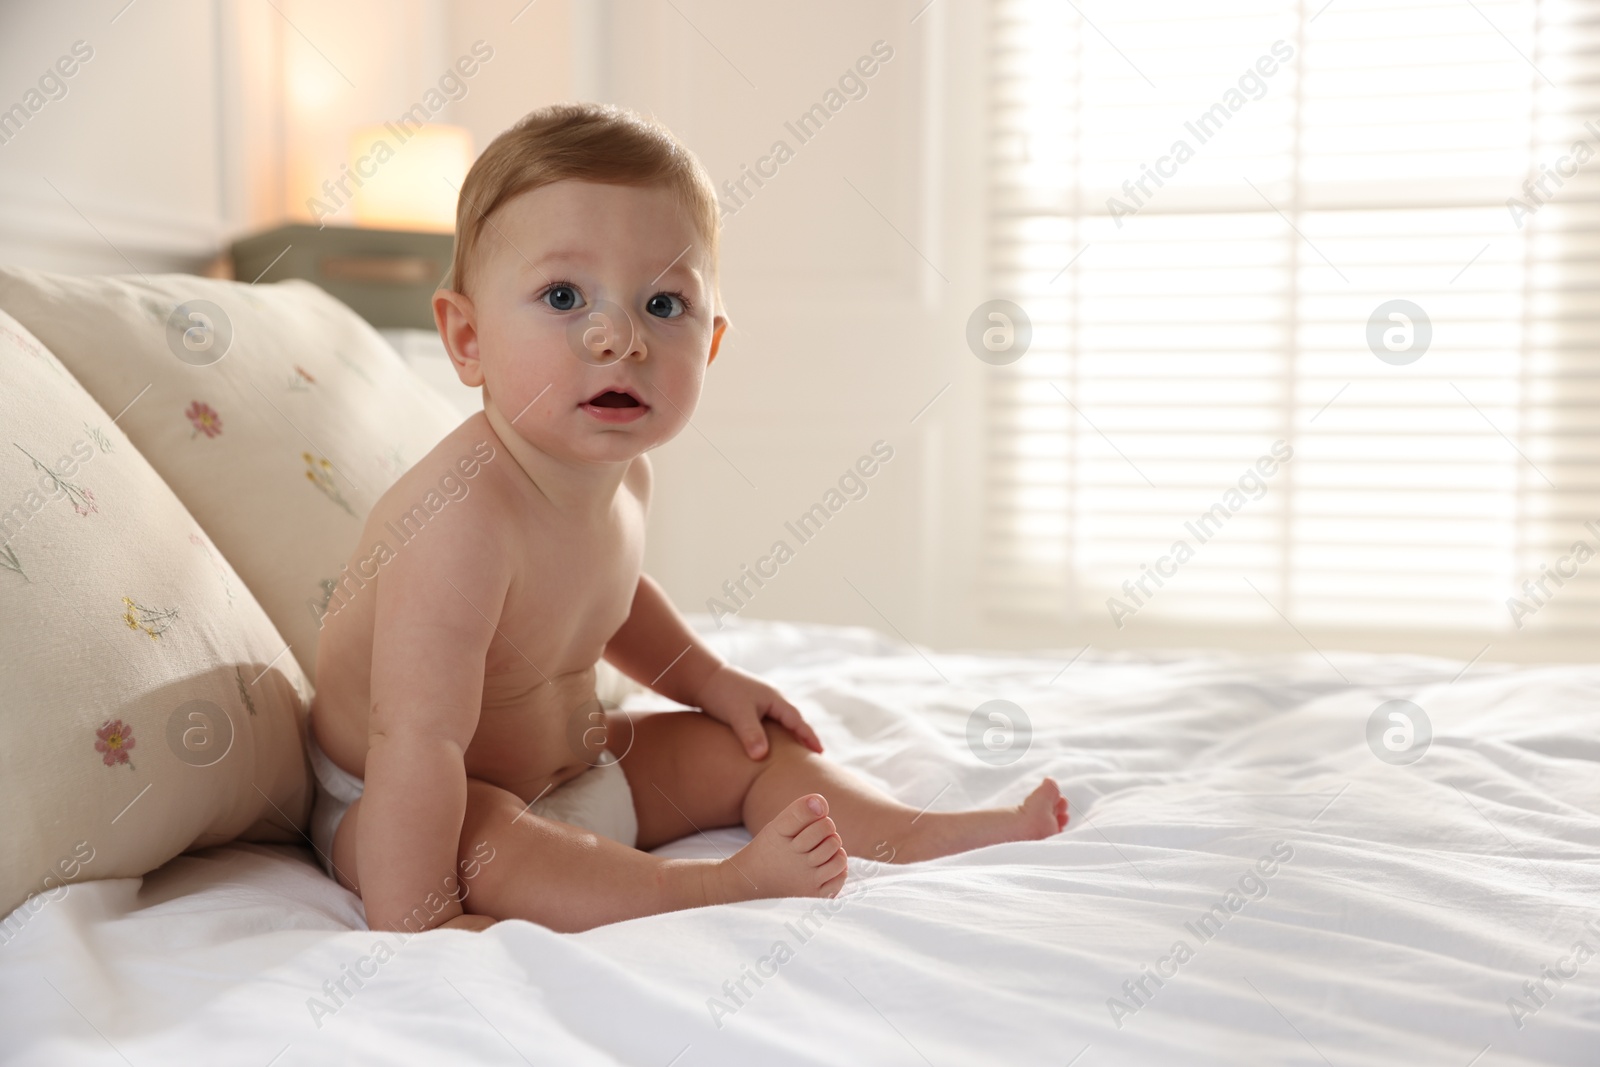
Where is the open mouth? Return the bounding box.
[587,389,641,408]
[580,387,649,423]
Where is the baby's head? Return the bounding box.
[434,102,726,465]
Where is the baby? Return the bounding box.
[308,102,1068,935]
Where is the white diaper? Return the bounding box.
[306,715,639,882]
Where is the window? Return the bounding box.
[986,0,1600,637]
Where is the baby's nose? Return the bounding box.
[571,302,645,365]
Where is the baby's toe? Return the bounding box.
[815,848,848,888]
[772,794,829,839]
[791,816,838,854]
[807,835,844,867]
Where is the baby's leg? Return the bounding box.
[744,721,1067,863]
[333,780,835,934]
[617,711,1068,867]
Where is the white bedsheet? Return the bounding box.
[2,618,1597,1066]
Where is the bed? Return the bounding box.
[2,616,1596,1066]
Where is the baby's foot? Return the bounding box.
[1022,777,1070,837]
[708,794,848,904]
[896,777,1068,862]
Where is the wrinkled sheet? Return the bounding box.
[2,618,1597,1066]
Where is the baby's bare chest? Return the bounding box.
[487,502,647,683]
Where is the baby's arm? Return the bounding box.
[602,457,821,755]
[603,573,722,706]
[359,517,506,933]
[603,574,823,758]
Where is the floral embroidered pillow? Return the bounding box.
[0,308,311,924]
[0,268,465,686]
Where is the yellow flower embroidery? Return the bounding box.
[122,596,178,639]
[302,452,357,517]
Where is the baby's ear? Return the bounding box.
[434,288,482,386]
[707,316,728,366]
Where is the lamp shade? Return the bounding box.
[348,123,473,232]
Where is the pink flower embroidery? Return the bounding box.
[95,719,136,768]
[186,401,222,438]
[14,444,95,516]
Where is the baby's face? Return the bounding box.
[460,179,724,466]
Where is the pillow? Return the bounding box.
[0,268,465,685]
[0,309,311,923]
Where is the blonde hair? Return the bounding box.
[446,102,721,308]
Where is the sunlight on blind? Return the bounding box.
[987,0,1600,635]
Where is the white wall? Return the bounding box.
[0,0,235,273]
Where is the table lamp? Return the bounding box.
[231,124,474,330]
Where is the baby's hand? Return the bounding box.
[694,664,823,759]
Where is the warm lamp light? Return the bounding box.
[348,123,473,232]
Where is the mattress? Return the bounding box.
[2,618,1596,1065]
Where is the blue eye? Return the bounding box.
[646,292,686,319]
[542,284,583,312]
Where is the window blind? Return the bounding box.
[986,0,1600,636]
